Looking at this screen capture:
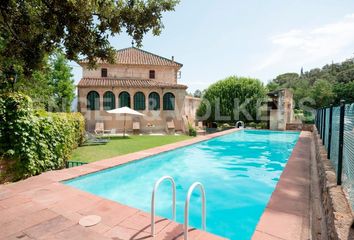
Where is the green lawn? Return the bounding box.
[71,135,192,163]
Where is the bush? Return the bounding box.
[0,92,85,181]
[188,123,197,137]
[197,76,266,123]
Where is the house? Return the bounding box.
[77,47,190,134]
[267,88,295,130]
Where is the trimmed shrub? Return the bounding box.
[197,76,267,123]
[188,123,197,137]
[0,92,85,181]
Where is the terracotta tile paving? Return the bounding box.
[0,129,311,240]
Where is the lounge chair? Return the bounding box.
[166,118,175,135]
[82,132,110,146]
[94,122,111,135]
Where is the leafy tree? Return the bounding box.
[333,82,354,104]
[0,0,179,78]
[193,89,202,98]
[49,52,75,112]
[267,58,354,108]
[14,51,75,111]
[310,79,334,108]
[197,76,266,123]
[266,81,280,92]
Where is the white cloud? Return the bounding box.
[255,14,354,71]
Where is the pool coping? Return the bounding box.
[0,129,311,240]
[252,131,312,240]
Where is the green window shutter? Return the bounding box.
[134,92,146,110]
[119,91,131,107]
[103,91,115,110]
[148,92,160,110]
[87,91,100,110]
[163,92,175,110]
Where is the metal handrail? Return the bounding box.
[151,176,176,236]
[184,182,206,240]
[236,121,245,128]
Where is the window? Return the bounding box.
[134,92,146,110]
[101,68,108,77]
[87,91,100,110]
[163,92,175,110]
[149,70,155,79]
[103,91,115,110]
[148,92,160,110]
[119,91,130,107]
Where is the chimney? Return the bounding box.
[172,56,174,62]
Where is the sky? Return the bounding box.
[71,0,354,93]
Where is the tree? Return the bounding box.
[197,76,266,123]
[193,89,202,98]
[267,58,354,108]
[310,79,334,108]
[0,0,179,77]
[14,51,75,111]
[49,52,75,112]
[333,82,354,104]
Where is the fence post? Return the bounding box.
[328,105,333,159]
[323,107,326,145]
[337,100,345,185]
[321,108,324,140]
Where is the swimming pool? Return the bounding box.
[65,130,300,240]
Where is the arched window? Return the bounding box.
[163,92,175,110]
[119,91,131,107]
[87,91,100,110]
[134,92,145,110]
[103,91,115,110]
[148,92,160,110]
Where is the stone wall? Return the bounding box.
[286,123,314,132]
[313,128,353,239]
[81,63,179,84]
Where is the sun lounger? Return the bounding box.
[82,132,110,146]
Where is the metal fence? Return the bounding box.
[316,101,354,209]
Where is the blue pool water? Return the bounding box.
[64,130,299,240]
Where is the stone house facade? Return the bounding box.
[77,47,189,133]
[267,88,295,130]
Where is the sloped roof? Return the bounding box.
[79,47,183,68]
[78,78,187,89]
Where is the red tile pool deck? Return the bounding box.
[0,129,311,240]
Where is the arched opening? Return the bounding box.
[134,92,146,110]
[148,92,160,110]
[163,92,175,110]
[103,91,115,110]
[87,91,100,110]
[119,91,131,108]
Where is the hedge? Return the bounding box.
[0,92,85,181]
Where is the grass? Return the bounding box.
[71,135,192,163]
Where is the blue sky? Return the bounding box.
[71,0,354,93]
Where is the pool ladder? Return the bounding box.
[151,176,206,240]
[236,120,245,128]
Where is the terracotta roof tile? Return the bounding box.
[78,78,188,89]
[80,47,182,68]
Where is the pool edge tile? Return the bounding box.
[252,131,311,240]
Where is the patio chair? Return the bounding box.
[133,119,141,135]
[166,118,175,135]
[82,132,110,146]
[94,122,111,135]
